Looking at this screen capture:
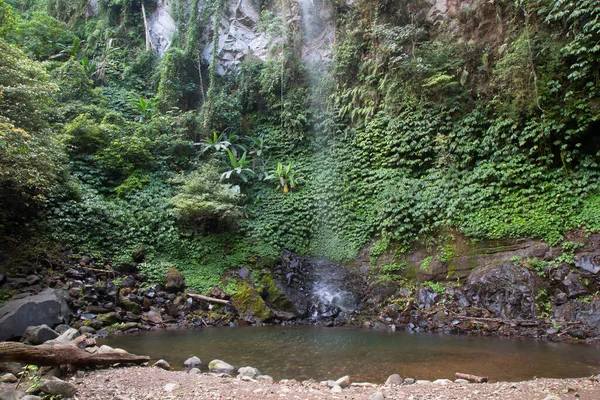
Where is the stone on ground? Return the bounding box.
[256,375,274,383]
[188,368,201,374]
[22,325,58,345]
[237,366,261,379]
[39,378,77,398]
[433,378,453,385]
[183,356,202,369]
[369,392,385,400]
[0,373,17,383]
[330,385,343,393]
[335,375,351,388]
[385,374,403,385]
[0,390,26,400]
[152,359,171,370]
[208,359,235,373]
[163,383,179,392]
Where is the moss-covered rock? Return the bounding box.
[165,267,185,293]
[261,274,296,313]
[97,311,121,326]
[231,282,273,324]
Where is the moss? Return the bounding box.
[231,282,273,322]
[261,274,296,313]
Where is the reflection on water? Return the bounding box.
[101,326,600,383]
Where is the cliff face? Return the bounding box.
[145,0,335,74]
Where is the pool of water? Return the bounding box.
[100,326,600,383]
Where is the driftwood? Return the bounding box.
[0,342,149,367]
[186,292,230,306]
[455,372,488,383]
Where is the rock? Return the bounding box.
[0,273,5,285]
[404,378,415,384]
[132,247,145,263]
[153,359,171,370]
[237,366,261,379]
[454,379,469,384]
[415,380,431,384]
[0,289,71,341]
[183,356,202,370]
[385,374,402,385]
[433,379,453,385]
[21,396,42,400]
[335,375,350,388]
[45,328,79,345]
[25,275,40,286]
[238,267,251,280]
[369,392,385,400]
[97,312,121,326]
[208,359,235,373]
[467,263,538,319]
[145,310,162,324]
[188,368,201,375]
[165,268,185,293]
[22,325,58,345]
[53,324,71,334]
[39,378,77,398]
[163,383,179,392]
[417,287,439,309]
[231,283,273,324]
[0,390,25,400]
[330,385,342,393]
[78,326,96,335]
[1,373,17,383]
[562,272,589,298]
[256,375,274,383]
[0,363,23,375]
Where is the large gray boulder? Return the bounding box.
[466,263,538,319]
[0,289,71,341]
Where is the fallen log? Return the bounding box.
[0,342,149,367]
[455,372,488,383]
[186,292,230,306]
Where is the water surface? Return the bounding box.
[101,326,600,383]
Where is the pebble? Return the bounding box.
[152,359,171,370]
[330,385,343,393]
[163,383,179,392]
[543,396,561,400]
[404,378,415,384]
[188,368,201,374]
[432,378,453,385]
[335,375,351,388]
[455,379,469,384]
[415,380,431,384]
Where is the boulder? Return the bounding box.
[466,263,538,319]
[555,299,600,330]
[237,366,261,379]
[45,328,80,346]
[145,311,162,324]
[165,268,185,293]
[256,375,273,383]
[39,378,77,398]
[385,374,402,385]
[561,272,589,298]
[0,363,23,375]
[22,325,58,345]
[417,287,439,309]
[208,359,235,373]
[0,289,71,341]
[188,368,201,375]
[97,312,122,326]
[183,356,202,369]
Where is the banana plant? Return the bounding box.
[221,150,255,183]
[198,131,231,154]
[133,97,156,122]
[266,161,297,193]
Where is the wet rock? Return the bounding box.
[53,324,71,334]
[231,283,273,324]
[385,374,403,385]
[467,263,538,319]
[238,267,251,280]
[23,325,59,345]
[555,292,568,305]
[97,312,121,326]
[0,390,26,400]
[417,287,439,309]
[256,375,274,383]
[25,275,40,286]
[0,289,71,341]
[183,356,202,369]
[561,272,589,298]
[39,377,76,398]
[335,375,350,388]
[153,359,171,370]
[165,268,185,293]
[0,373,17,383]
[369,392,385,400]
[209,359,235,373]
[555,299,600,330]
[373,322,388,330]
[568,328,587,339]
[238,366,261,379]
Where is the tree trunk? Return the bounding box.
[0,342,149,367]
